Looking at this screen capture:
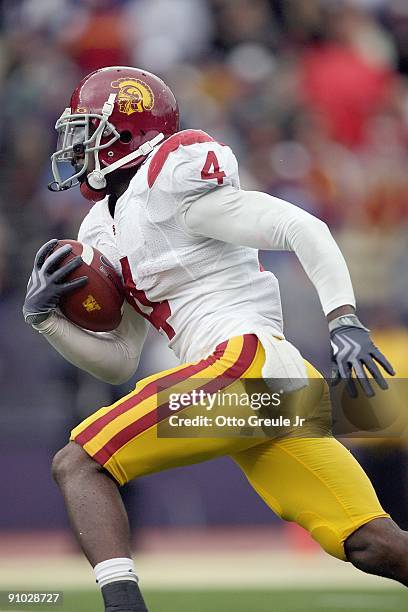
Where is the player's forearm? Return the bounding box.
[283,211,356,316]
[184,186,356,316]
[33,307,146,385]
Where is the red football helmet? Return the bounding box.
[50,66,180,201]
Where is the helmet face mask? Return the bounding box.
[50,108,120,191]
[49,66,180,199]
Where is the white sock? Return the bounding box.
[94,558,138,589]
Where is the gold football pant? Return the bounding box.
[71,335,389,560]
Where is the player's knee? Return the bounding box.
[345,518,402,575]
[52,442,97,485]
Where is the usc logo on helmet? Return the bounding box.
[111,78,154,115]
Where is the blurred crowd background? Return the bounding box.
[0,0,407,538]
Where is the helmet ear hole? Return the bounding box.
[120,130,132,143]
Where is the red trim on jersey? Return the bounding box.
[148,129,215,188]
[74,339,229,448]
[91,335,259,466]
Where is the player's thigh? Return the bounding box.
[70,335,264,485]
[231,436,389,561]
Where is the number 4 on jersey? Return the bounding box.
[120,257,175,340]
[201,151,226,185]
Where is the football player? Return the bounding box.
[23,67,407,612]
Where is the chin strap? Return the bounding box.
[80,180,107,202]
[86,133,165,191]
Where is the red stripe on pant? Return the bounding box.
[91,335,259,466]
[74,340,230,447]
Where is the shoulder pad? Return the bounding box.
[148,130,215,188]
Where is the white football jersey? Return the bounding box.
[78,130,284,362]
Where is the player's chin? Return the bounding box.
[72,161,89,185]
[77,168,91,186]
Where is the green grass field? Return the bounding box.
[2,548,407,612]
[22,588,407,612]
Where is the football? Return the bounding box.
[49,239,125,332]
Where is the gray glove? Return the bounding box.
[23,239,88,325]
[330,314,395,398]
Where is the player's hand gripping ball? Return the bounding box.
[50,239,125,331]
[23,239,124,331]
